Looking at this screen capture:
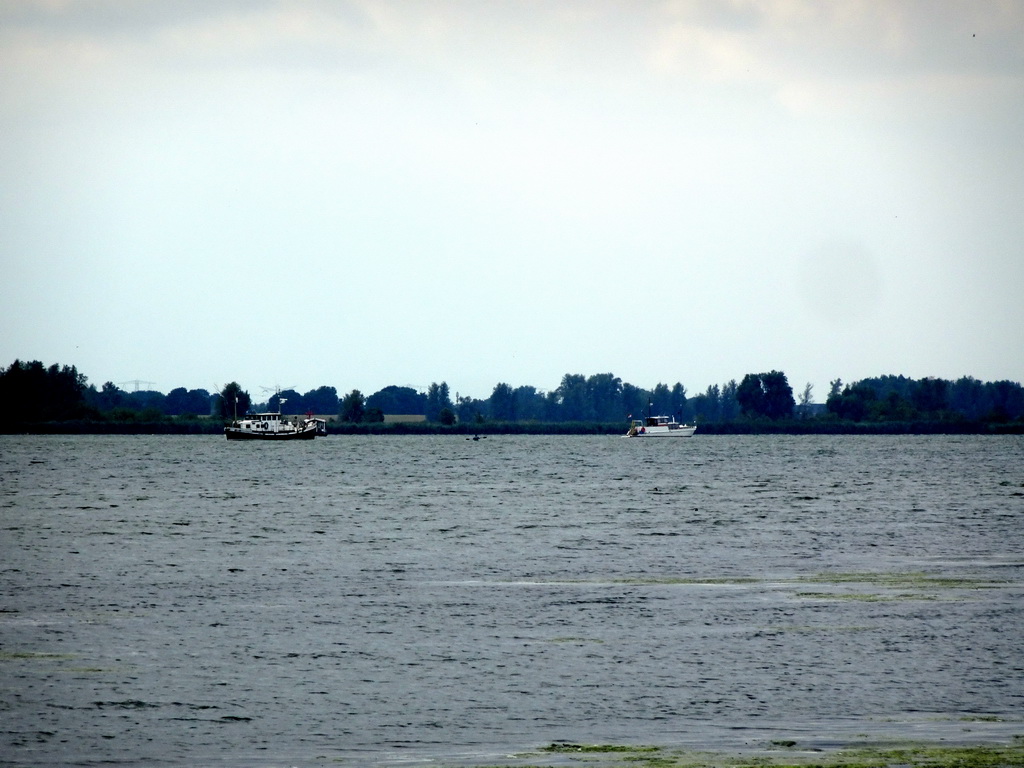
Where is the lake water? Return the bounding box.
[1,434,1022,767]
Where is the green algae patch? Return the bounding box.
[602,577,763,586]
[801,572,1005,589]
[833,744,1024,768]
[0,651,76,661]
[542,743,661,753]
[498,573,1007,591]
[503,577,763,587]
[632,572,1004,591]
[788,572,1009,604]
[491,743,1024,768]
[794,591,938,603]
[760,625,873,633]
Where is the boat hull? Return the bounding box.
[224,425,318,440]
[624,425,696,437]
[625,414,697,438]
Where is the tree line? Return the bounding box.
[2,359,1023,429]
[824,375,1024,424]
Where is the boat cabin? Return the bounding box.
[235,412,295,433]
[630,415,677,428]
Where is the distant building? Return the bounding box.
[795,403,827,419]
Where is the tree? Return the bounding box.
[737,371,795,419]
[1,360,88,422]
[949,377,987,421]
[987,380,1024,422]
[438,407,456,426]
[513,385,546,421]
[269,388,305,414]
[366,386,426,415]
[911,377,949,415]
[164,387,212,416]
[799,382,814,406]
[670,383,688,420]
[543,390,561,421]
[488,382,517,421]
[455,394,486,424]
[303,386,339,415]
[649,383,671,416]
[737,374,766,418]
[42,363,85,419]
[195,388,214,416]
[90,381,127,412]
[826,375,1024,423]
[827,382,876,421]
[340,389,365,423]
[762,371,795,418]
[125,390,166,413]
[874,390,915,421]
[587,373,623,421]
[795,382,816,419]
[556,373,591,421]
[218,382,251,419]
[362,407,385,423]
[621,383,647,421]
[698,384,721,422]
[425,382,453,422]
[720,380,740,421]
[165,387,188,415]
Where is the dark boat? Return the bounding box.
[224,411,326,440]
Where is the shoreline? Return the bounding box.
[3,420,1023,436]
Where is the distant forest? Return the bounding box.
[2,359,1023,433]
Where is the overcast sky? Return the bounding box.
[2,1,1022,401]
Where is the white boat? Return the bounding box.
[225,411,327,440]
[625,414,697,438]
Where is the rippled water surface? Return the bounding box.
[1,434,1022,766]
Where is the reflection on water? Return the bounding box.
[1,434,1022,766]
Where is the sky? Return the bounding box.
[2,1,1022,402]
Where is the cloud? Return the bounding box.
[5,1,1021,125]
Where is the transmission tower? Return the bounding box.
[117,380,157,392]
